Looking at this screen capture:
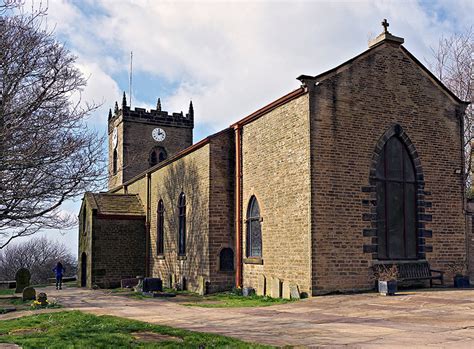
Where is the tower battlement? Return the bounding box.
[108,94,194,131]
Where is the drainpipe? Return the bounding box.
[234,125,243,288]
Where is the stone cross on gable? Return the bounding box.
[382,19,389,33]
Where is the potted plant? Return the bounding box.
[373,264,398,296]
[447,261,470,288]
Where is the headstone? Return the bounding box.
[142,278,163,292]
[22,286,36,301]
[271,277,281,298]
[282,281,291,299]
[134,276,144,292]
[171,274,176,289]
[265,277,273,297]
[290,284,301,300]
[37,292,48,306]
[15,268,30,293]
[197,276,206,296]
[242,287,255,297]
[257,274,266,296]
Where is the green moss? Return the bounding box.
[184,292,294,308]
[0,311,271,348]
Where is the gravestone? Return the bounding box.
[271,277,281,298]
[257,274,266,296]
[197,276,206,296]
[282,281,291,299]
[142,278,163,292]
[134,276,144,292]
[265,277,273,297]
[242,287,255,297]
[290,284,301,299]
[37,292,48,306]
[15,268,31,293]
[22,286,36,301]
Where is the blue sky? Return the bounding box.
[16,0,472,255]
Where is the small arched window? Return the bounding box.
[112,149,118,175]
[157,199,164,255]
[219,248,234,271]
[178,193,186,256]
[150,151,158,167]
[246,196,262,258]
[376,136,417,260]
[149,147,167,167]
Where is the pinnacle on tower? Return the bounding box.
[188,100,194,118]
[114,101,119,115]
[122,91,127,108]
[108,108,112,120]
[156,98,162,112]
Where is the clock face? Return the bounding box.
[112,127,118,148]
[152,128,166,142]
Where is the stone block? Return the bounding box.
[257,274,266,296]
[282,281,291,299]
[290,284,300,300]
[15,268,30,293]
[22,286,36,301]
[271,277,281,298]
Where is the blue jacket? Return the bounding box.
[53,265,65,278]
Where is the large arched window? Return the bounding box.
[376,136,417,260]
[112,149,118,175]
[157,199,164,255]
[246,196,262,257]
[178,193,186,256]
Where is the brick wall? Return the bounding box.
[241,94,312,295]
[306,42,466,291]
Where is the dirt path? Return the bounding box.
[2,286,474,347]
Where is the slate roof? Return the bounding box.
[84,192,145,216]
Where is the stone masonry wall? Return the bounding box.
[208,130,235,292]
[241,94,312,295]
[91,217,146,288]
[142,144,211,293]
[109,113,192,189]
[77,201,93,288]
[309,42,466,292]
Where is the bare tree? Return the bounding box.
[0,4,106,248]
[0,236,77,284]
[429,28,473,187]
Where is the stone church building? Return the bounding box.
[78,24,470,296]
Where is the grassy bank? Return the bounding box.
[0,311,270,348]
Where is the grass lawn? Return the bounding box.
[182,292,293,308]
[0,311,271,348]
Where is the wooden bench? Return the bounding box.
[396,262,444,287]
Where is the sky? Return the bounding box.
[12,0,473,256]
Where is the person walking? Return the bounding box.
[53,262,65,290]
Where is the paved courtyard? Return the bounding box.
[2,286,474,347]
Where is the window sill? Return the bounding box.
[177,255,187,260]
[156,254,165,260]
[243,257,263,265]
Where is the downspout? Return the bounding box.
[145,172,151,277]
[234,125,243,288]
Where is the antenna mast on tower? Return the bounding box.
[129,51,133,108]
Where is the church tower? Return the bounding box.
[108,93,194,189]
